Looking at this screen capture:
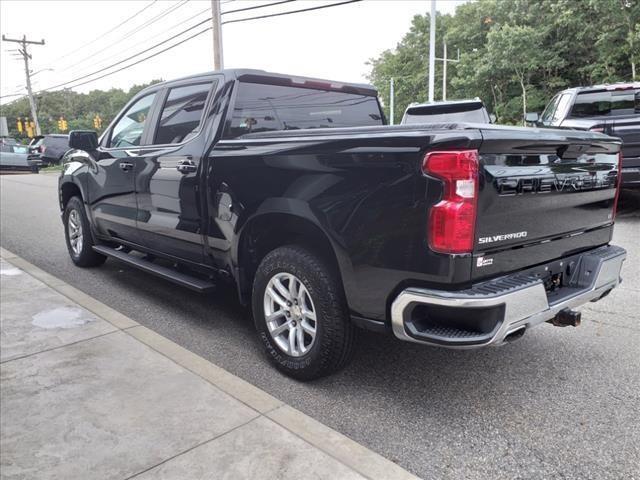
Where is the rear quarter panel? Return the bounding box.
[208,129,482,320]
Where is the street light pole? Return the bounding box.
[442,42,447,101]
[389,77,395,125]
[436,43,460,101]
[428,0,436,102]
[2,34,45,135]
[211,0,224,70]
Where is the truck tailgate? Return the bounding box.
[472,127,620,280]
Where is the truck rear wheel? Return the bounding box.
[252,245,354,381]
[63,196,106,268]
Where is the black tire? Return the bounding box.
[63,196,106,268]
[252,245,355,381]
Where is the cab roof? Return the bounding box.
[140,68,378,97]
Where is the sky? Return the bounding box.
[0,0,467,103]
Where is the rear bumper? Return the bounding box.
[391,245,626,348]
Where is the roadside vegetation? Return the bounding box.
[0,80,161,141]
[367,0,639,124]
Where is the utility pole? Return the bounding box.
[2,34,45,135]
[211,0,224,70]
[428,0,436,102]
[436,42,460,101]
[389,77,395,125]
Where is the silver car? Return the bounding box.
[0,143,41,173]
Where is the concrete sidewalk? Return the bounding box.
[0,248,417,480]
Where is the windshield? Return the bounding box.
[569,89,639,118]
[403,102,487,124]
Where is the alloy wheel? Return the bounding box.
[263,272,317,357]
[67,209,83,256]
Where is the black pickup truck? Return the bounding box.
[59,69,626,380]
[527,83,640,188]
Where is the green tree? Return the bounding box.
[367,11,452,123]
[486,24,547,124]
[0,80,162,141]
[367,0,636,125]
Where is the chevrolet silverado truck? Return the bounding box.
[59,69,626,380]
[527,83,639,188]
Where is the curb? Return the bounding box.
[0,247,418,480]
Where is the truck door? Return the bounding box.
[133,78,218,264]
[87,91,159,245]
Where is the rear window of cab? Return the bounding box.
[224,82,383,138]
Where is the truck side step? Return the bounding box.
[92,245,216,293]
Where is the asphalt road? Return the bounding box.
[1,173,639,480]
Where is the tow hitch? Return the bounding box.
[548,308,582,327]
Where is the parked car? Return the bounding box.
[527,83,639,188]
[0,137,19,146]
[29,134,70,165]
[402,98,493,124]
[0,143,41,173]
[58,69,626,380]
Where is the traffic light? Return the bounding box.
[58,116,68,132]
[93,114,102,130]
[25,120,34,138]
[16,117,23,133]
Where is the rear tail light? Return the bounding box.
[423,150,479,254]
[612,152,622,220]
[40,145,46,153]
[589,126,605,133]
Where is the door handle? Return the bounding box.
[176,159,197,174]
[119,162,134,172]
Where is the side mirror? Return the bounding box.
[524,112,540,124]
[489,113,497,123]
[69,130,98,151]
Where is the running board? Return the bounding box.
[92,245,216,293]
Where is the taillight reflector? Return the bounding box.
[423,150,479,254]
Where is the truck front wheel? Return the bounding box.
[252,245,354,381]
[63,196,106,268]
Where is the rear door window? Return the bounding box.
[154,82,214,144]
[224,82,383,138]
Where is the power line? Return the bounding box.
[0,92,24,99]
[71,6,211,77]
[38,16,211,93]
[58,0,190,72]
[222,0,296,15]
[221,0,361,25]
[22,0,363,96]
[48,0,158,65]
[59,27,213,91]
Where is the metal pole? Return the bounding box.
[22,45,41,135]
[3,34,44,135]
[389,77,395,125]
[211,0,224,70]
[428,0,436,102]
[442,41,447,101]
